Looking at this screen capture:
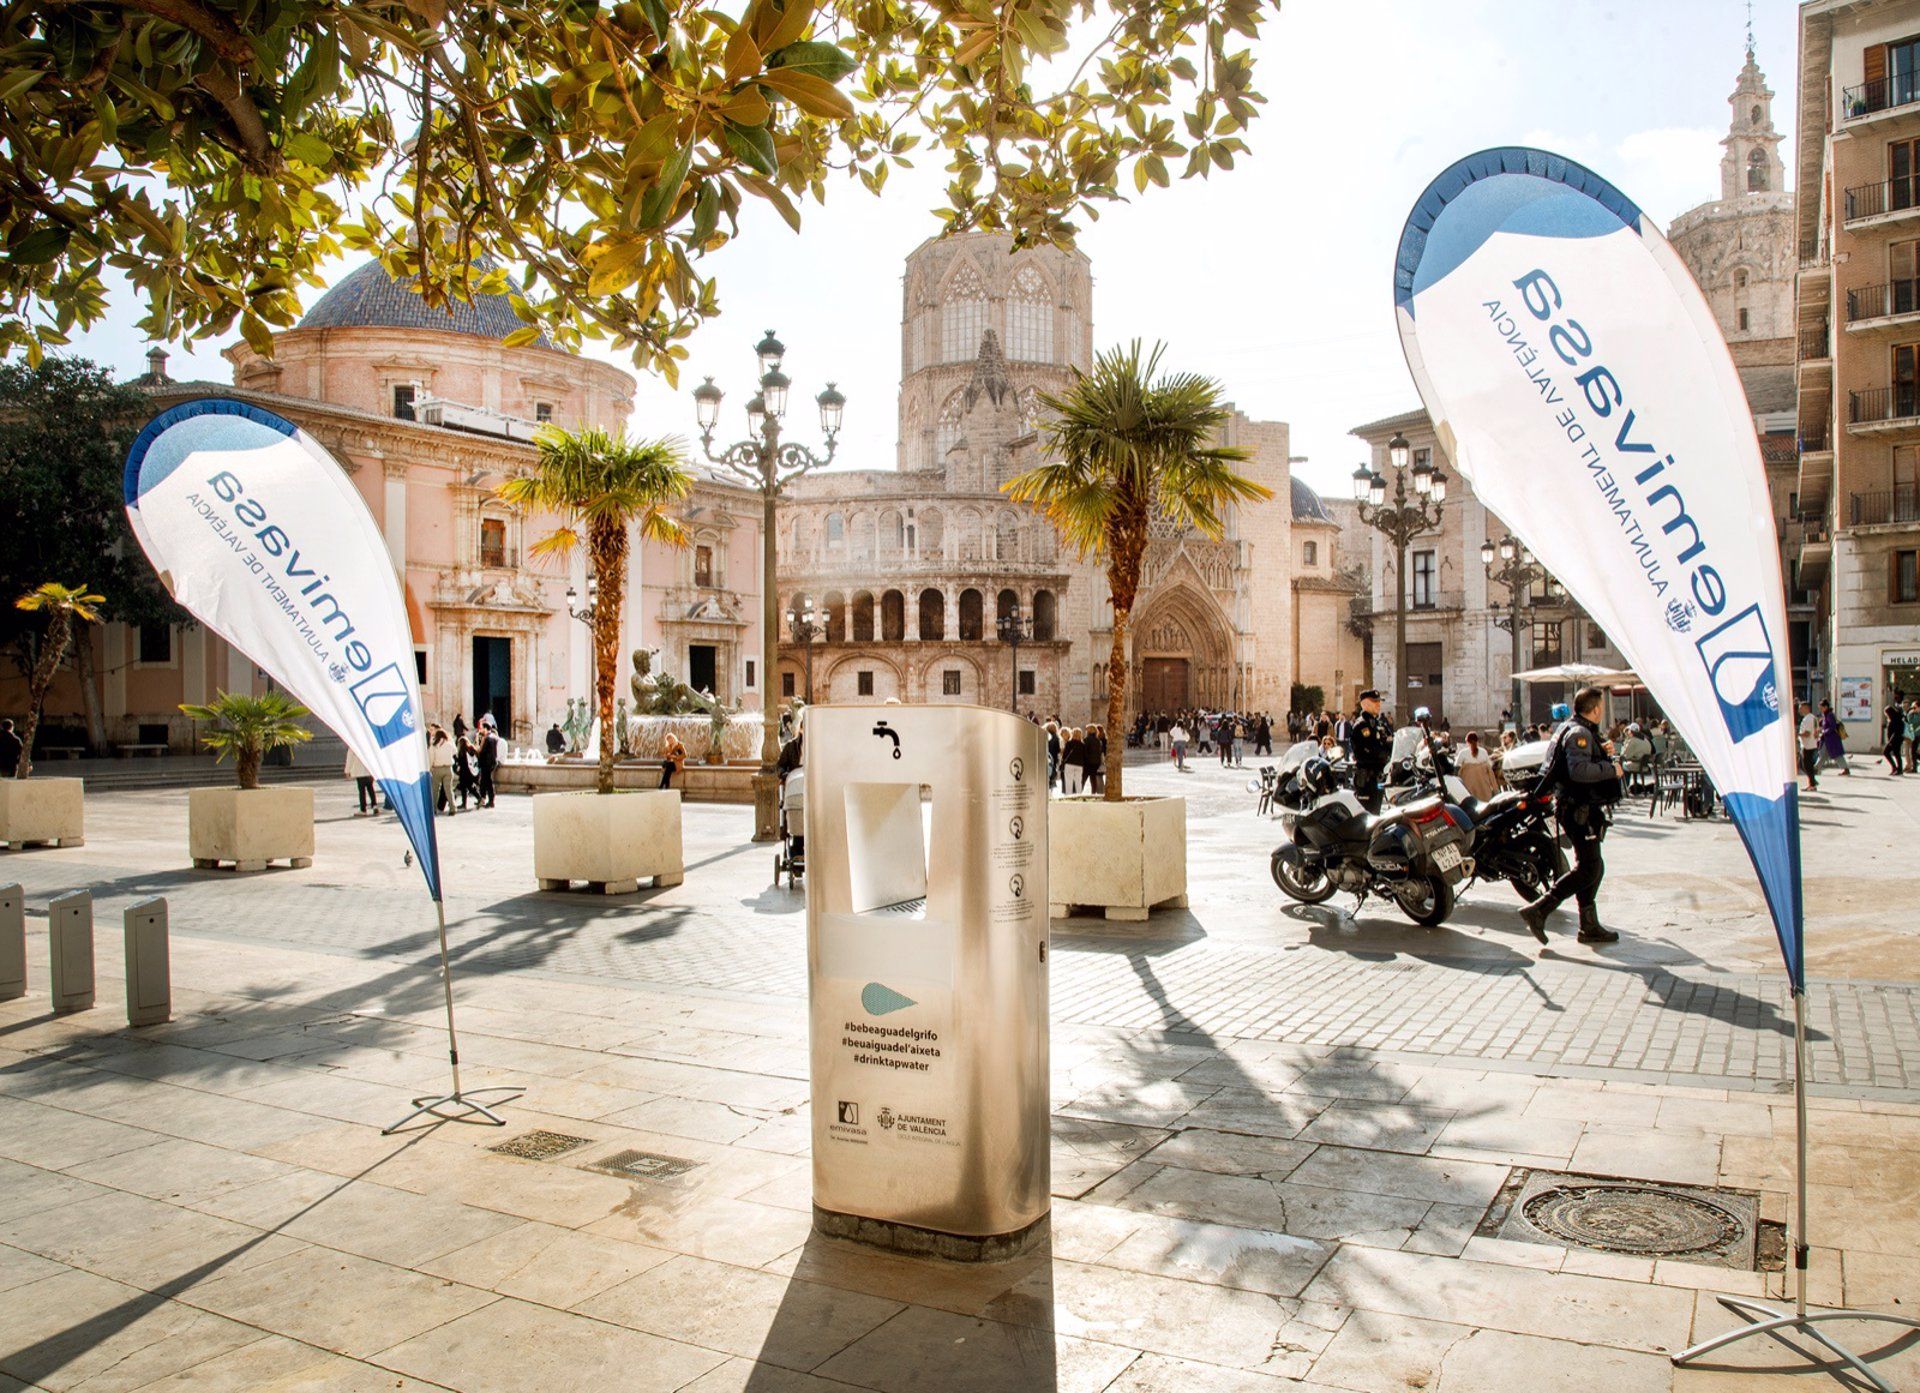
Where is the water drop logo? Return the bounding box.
[1695,604,1780,744]
[861,982,916,1016]
[349,661,418,749]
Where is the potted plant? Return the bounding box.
[180,690,315,871]
[1006,341,1271,920]
[0,583,101,850]
[500,425,692,892]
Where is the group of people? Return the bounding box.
[1043,721,1107,794]
[1795,694,1920,790]
[348,712,500,817]
[1131,711,1277,770]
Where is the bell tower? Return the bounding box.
[1721,40,1785,200]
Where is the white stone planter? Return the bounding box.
[1049,794,1187,922]
[0,777,85,849]
[189,786,314,872]
[533,789,684,893]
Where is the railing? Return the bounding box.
[1800,238,1826,268]
[1849,385,1920,425]
[1844,174,1920,221]
[1799,326,1831,360]
[1843,72,1920,121]
[478,546,518,569]
[1797,512,1831,546]
[1799,427,1832,453]
[1846,281,1920,321]
[1850,484,1920,526]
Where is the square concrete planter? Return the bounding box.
[533,789,684,893]
[0,777,84,849]
[1049,794,1188,922]
[189,786,314,872]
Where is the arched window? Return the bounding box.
[935,390,965,466]
[1750,104,1762,126]
[880,509,904,553]
[823,592,846,642]
[479,516,508,568]
[1007,265,1053,361]
[1747,149,1768,192]
[881,590,906,641]
[918,588,945,640]
[995,511,1021,562]
[943,262,989,361]
[920,506,945,558]
[851,592,875,642]
[1032,589,1057,640]
[958,588,984,641]
[824,512,846,549]
[996,589,1019,633]
[1733,268,1749,289]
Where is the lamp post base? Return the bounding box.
[751,769,778,843]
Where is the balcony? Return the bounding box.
[1845,280,1920,328]
[1849,484,1920,528]
[1797,512,1833,586]
[1798,326,1832,379]
[1844,175,1920,227]
[1800,237,1827,269]
[1847,385,1920,433]
[476,545,518,570]
[1841,72,1920,125]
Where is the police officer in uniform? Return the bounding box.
[1348,689,1394,814]
[1521,685,1622,944]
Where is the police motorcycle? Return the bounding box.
[1387,718,1567,902]
[1268,755,1472,926]
[1249,740,1342,817]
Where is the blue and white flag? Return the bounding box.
[124,398,442,901]
[1394,148,1803,986]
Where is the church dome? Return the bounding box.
[1290,476,1332,522]
[297,259,552,347]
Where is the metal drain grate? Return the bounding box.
[587,1148,701,1181]
[490,1130,593,1161]
[1487,1171,1759,1269]
[872,897,926,915]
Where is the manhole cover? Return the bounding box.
[490,1130,593,1161]
[1491,1172,1758,1268]
[587,1148,700,1181]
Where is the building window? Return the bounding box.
[1747,149,1767,192]
[942,262,989,361]
[934,391,964,467]
[1406,641,1443,696]
[1303,540,1318,566]
[1895,549,1919,603]
[1531,620,1564,665]
[1018,669,1036,696]
[1412,446,1431,472]
[414,648,429,686]
[1411,549,1437,608]
[942,669,962,696]
[782,671,796,697]
[535,402,553,423]
[392,384,416,421]
[1007,265,1053,361]
[1737,306,1750,331]
[136,622,172,664]
[694,544,714,588]
[745,658,756,689]
[479,517,508,568]
[824,512,845,548]
[857,670,874,696]
[1587,623,1607,651]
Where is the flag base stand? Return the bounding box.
[1671,990,1920,1392]
[379,899,523,1135]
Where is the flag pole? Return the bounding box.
[382,897,522,1134]
[1669,984,1918,1389]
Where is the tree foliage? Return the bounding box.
[180,688,313,788]
[0,0,1281,375]
[13,582,104,777]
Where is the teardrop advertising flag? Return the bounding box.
[124,398,442,902]
[1393,147,1802,987]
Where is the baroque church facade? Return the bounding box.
[773,230,1357,723]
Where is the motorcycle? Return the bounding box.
[1388,725,1568,901]
[1248,740,1346,817]
[1269,756,1472,927]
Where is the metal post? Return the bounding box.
[1394,530,1409,722]
[123,897,171,1028]
[0,883,23,1001]
[1511,597,1526,728]
[48,890,94,1015]
[382,899,522,1133]
[753,444,781,842]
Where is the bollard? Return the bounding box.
[48,890,94,1015]
[123,898,171,1028]
[0,883,22,1001]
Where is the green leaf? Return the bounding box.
[10,228,69,266]
[283,131,334,166]
[502,325,543,347]
[722,121,779,177]
[637,144,693,228]
[765,40,855,80]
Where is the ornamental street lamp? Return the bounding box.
[1353,430,1448,721]
[694,331,842,841]
[996,605,1034,713]
[1481,532,1557,727]
[564,574,599,625]
[786,600,822,704]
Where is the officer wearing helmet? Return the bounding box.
[1521,685,1623,944]
[1348,689,1393,813]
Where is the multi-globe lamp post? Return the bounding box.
[1352,430,1447,721]
[996,604,1034,713]
[1481,532,1561,728]
[692,330,844,841]
[786,598,822,705]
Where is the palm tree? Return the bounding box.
[13,583,104,779]
[499,426,691,794]
[1005,341,1271,800]
[179,691,313,789]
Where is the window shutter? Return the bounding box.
[1868,43,1889,91]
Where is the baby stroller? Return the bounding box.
[775,768,805,888]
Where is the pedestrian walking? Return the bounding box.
[428,726,457,814]
[345,749,377,815]
[1520,685,1623,945]
[1216,713,1236,766]
[0,719,21,773]
[1457,731,1499,801]
[1083,724,1106,795]
[1061,727,1086,794]
[1255,713,1273,756]
[1906,700,1920,772]
[1169,721,1190,772]
[1885,698,1906,777]
[1045,721,1062,791]
[476,719,499,807]
[1817,700,1850,777]
[1797,701,1820,793]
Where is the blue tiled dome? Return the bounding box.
[298,259,552,347]
[1291,476,1332,522]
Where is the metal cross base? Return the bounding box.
[1671,1293,1920,1393]
[382,1086,524,1135]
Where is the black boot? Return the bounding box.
[1576,902,1619,944]
[1520,895,1554,943]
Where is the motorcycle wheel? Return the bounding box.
[1271,849,1336,904]
[1395,873,1455,927]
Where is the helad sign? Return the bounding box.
[1394,148,1803,984]
[124,398,442,900]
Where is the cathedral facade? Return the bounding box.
[773,231,1350,723]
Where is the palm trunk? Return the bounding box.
[16,610,74,780]
[237,744,262,790]
[1105,606,1128,801]
[1103,502,1146,802]
[590,519,629,795]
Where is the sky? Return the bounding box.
[68,0,1798,505]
